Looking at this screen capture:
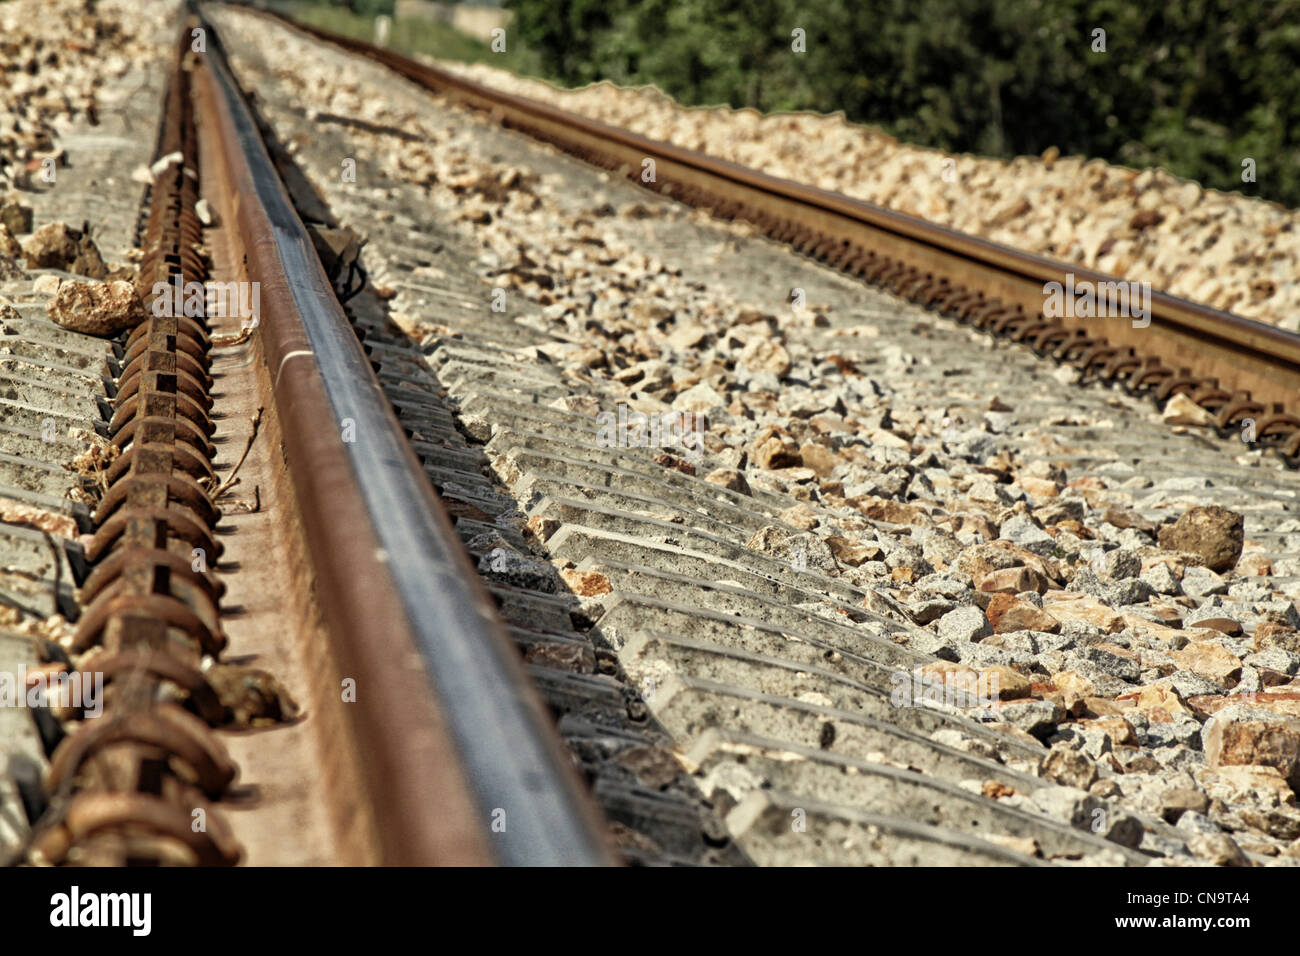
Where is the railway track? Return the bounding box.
[2,0,1299,870]
[267,10,1300,465]
[1,9,609,866]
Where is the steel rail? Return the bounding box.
[258,9,1300,458]
[196,14,613,865]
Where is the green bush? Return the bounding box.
[284,0,529,68]
[507,0,1300,207]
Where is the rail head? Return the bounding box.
[197,14,614,866]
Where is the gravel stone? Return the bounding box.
[1175,811,1221,835]
[998,513,1058,557]
[1030,785,1102,829]
[934,605,992,643]
[1040,745,1099,789]
[1157,505,1244,573]
[1142,717,1204,749]
[1140,562,1182,596]
[477,546,559,592]
[1094,548,1141,580]
[906,630,960,661]
[45,279,145,336]
[1082,646,1142,683]
[1181,566,1229,599]
[998,699,1062,739]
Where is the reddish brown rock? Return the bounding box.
[703,467,751,495]
[797,441,839,478]
[0,497,78,539]
[526,514,561,542]
[46,280,145,336]
[1191,615,1243,636]
[1041,746,1098,789]
[0,197,32,236]
[203,661,300,728]
[1081,715,1140,747]
[1042,594,1124,633]
[1169,641,1243,686]
[1129,208,1166,230]
[851,495,931,527]
[982,781,1022,800]
[738,336,791,376]
[653,452,695,476]
[749,426,801,470]
[558,568,612,597]
[978,565,1049,595]
[1204,714,1300,789]
[779,503,818,531]
[1101,505,1157,534]
[0,224,21,258]
[985,593,1061,634]
[1157,505,1244,573]
[22,221,108,278]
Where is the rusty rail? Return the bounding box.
[32,33,241,867]
[23,13,613,866]
[194,16,613,865]
[265,11,1300,461]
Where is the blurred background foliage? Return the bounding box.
[268,0,528,68]
[283,0,1300,207]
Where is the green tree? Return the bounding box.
[505,0,1300,206]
